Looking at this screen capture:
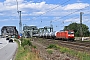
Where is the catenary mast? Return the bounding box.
[16,0,22,37]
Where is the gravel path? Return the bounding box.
[31,39,79,60]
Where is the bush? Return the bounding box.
[21,39,32,47]
[47,49,53,54]
[47,44,57,49]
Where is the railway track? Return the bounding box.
[33,38,90,53]
[56,41,90,52]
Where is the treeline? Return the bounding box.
[64,23,90,37]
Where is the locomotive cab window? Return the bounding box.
[68,32,74,34]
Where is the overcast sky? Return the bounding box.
[0,0,90,34]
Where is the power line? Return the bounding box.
[54,16,78,27]
[37,0,90,25]
[52,5,90,22]
[36,0,71,26]
[30,0,71,20]
[52,5,90,30]
[33,0,71,27]
[51,5,90,30]
[38,0,71,17]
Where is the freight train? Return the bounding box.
[33,30,74,41]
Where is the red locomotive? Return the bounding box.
[56,30,74,41]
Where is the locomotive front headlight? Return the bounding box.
[68,35,70,36]
[71,35,74,36]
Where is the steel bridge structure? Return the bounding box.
[1,26,18,37]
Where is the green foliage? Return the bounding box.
[47,49,53,54]
[47,44,57,49]
[14,39,20,46]
[32,45,36,48]
[21,39,32,47]
[64,23,90,37]
[47,44,90,60]
[15,39,42,60]
[15,42,41,60]
[60,47,68,53]
[47,44,61,50]
[58,45,90,60]
[15,46,27,60]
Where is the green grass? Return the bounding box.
[15,46,27,60]
[15,39,42,60]
[47,44,90,60]
[15,45,40,60]
[47,49,53,54]
[47,44,59,49]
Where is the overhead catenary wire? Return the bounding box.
[52,4,90,30]
[50,0,90,22]
[31,0,71,19]
[39,0,90,21]
[38,0,71,17]
[31,0,71,17]
[37,0,71,26]
[23,0,90,32]
[80,10,90,23]
[22,0,90,28]
[54,16,79,27]
[35,4,90,31]
[38,0,90,26]
[51,5,90,22]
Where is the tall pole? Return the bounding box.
[80,12,83,41]
[16,0,18,11]
[16,0,22,37]
[50,21,53,32]
[19,11,22,35]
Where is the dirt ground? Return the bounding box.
[31,38,79,60]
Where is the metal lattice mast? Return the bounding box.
[18,11,22,34]
[16,0,22,35]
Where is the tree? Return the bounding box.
[64,23,90,37]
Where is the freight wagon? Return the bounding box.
[33,30,74,41]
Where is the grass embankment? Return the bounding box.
[15,38,42,60]
[47,44,90,60]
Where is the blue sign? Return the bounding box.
[20,33,22,37]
